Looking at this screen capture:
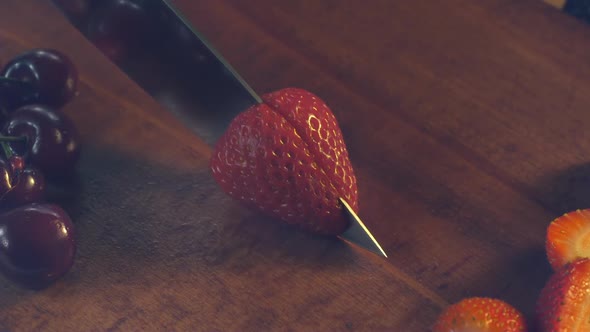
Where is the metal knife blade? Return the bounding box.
[340,199,387,258]
[50,0,387,258]
[154,0,262,105]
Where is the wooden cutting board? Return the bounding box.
[1,0,590,330]
[178,0,590,314]
[0,1,442,331]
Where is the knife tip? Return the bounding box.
[339,198,388,258]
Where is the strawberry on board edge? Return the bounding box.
[433,297,527,332]
[546,209,590,271]
[536,258,590,331]
[210,88,358,235]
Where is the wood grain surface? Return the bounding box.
[0,0,589,330]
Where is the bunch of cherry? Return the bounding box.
[0,48,80,290]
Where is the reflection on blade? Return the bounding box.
[339,198,388,258]
[49,0,260,144]
[159,0,262,105]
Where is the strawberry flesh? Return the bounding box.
[546,209,590,271]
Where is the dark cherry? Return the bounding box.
[52,0,92,21]
[1,49,78,110]
[3,105,81,178]
[0,156,46,209]
[0,78,37,116]
[8,155,24,172]
[0,203,76,289]
[86,0,154,62]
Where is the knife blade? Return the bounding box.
[50,0,387,258]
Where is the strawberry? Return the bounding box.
[210,88,358,235]
[546,209,590,271]
[536,258,590,331]
[433,297,527,332]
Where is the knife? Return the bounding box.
[50,0,387,258]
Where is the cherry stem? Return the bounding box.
[0,136,27,159]
[0,135,26,143]
[0,142,12,159]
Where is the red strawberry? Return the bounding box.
[210,88,358,235]
[546,209,590,271]
[433,297,527,332]
[536,258,590,331]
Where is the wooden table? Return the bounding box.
[1,0,589,330]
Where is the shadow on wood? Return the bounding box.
[538,163,590,215]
